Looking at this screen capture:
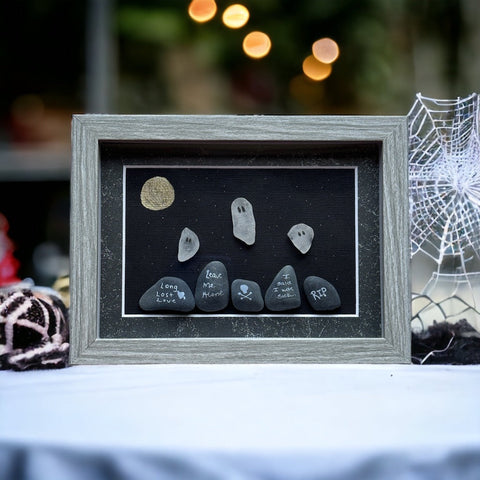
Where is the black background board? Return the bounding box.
[125,166,355,314]
[100,140,381,339]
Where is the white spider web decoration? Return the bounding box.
[409,93,480,264]
[408,93,480,330]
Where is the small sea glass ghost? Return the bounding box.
[178,227,200,262]
[231,197,256,246]
[288,223,314,254]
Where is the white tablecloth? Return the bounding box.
[1,364,479,479]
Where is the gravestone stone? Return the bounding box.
[139,277,195,312]
[303,276,341,311]
[231,279,264,312]
[195,261,230,312]
[265,265,301,311]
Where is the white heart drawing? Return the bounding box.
[177,291,185,300]
[240,284,249,294]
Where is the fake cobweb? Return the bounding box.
[408,93,480,332]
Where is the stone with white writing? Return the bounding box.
[195,261,230,312]
[304,276,341,311]
[231,279,264,313]
[231,197,256,246]
[178,227,200,262]
[139,277,195,312]
[265,265,301,312]
[288,223,314,254]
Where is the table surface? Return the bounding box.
[1,364,480,479]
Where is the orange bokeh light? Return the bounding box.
[312,38,340,64]
[223,4,249,29]
[188,0,217,23]
[302,55,332,81]
[242,31,272,59]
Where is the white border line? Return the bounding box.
[121,164,128,318]
[121,164,360,319]
[355,165,359,316]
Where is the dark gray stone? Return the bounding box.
[304,276,341,311]
[231,279,264,312]
[288,223,314,254]
[265,265,301,312]
[231,197,256,245]
[177,227,199,262]
[139,277,195,312]
[195,261,230,312]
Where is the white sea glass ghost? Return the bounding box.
[288,223,314,254]
[178,227,200,262]
[231,197,256,246]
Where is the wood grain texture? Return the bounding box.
[70,115,411,364]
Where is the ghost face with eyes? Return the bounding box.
[288,223,314,254]
[231,197,256,246]
[178,227,200,262]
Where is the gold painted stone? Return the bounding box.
[140,176,175,211]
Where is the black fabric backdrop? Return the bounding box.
[124,166,356,315]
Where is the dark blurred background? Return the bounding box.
[1,0,479,285]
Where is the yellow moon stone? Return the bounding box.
[140,176,175,210]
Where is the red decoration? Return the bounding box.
[0,213,21,287]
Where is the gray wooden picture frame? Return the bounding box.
[70,115,410,364]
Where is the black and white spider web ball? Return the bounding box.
[0,288,69,370]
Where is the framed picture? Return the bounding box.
[70,115,410,364]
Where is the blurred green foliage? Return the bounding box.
[1,0,478,121]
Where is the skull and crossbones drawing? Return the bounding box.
[237,284,253,301]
